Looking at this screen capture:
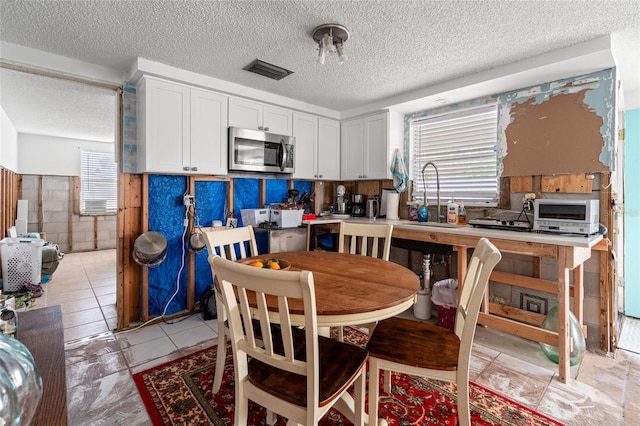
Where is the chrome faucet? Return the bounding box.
[421,161,441,222]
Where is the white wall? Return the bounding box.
[17,133,115,176]
[0,106,19,171]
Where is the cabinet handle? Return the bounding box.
[258,126,264,130]
[318,174,323,178]
[264,127,269,131]
[183,166,190,171]
[191,166,198,171]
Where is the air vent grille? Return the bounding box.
[244,59,293,81]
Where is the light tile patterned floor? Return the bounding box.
[35,250,640,425]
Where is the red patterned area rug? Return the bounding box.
[133,327,564,425]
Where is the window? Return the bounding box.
[80,150,117,215]
[411,104,499,206]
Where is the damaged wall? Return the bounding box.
[497,68,615,176]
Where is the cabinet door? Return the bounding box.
[364,113,389,179]
[228,97,262,130]
[191,89,228,175]
[340,118,365,180]
[317,118,340,180]
[292,112,318,180]
[263,105,293,135]
[142,78,190,173]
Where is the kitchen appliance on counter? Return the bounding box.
[254,227,307,253]
[228,127,295,174]
[469,217,533,231]
[533,199,599,235]
[351,194,366,217]
[332,184,350,217]
[367,195,380,218]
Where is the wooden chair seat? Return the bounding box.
[366,316,460,371]
[249,333,368,407]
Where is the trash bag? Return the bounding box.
[431,278,458,308]
[41,243,64,276]
[199,286,217,320]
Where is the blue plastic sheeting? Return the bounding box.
[146,176,312,316]
[234,178,260,227]
[266,180,288,205]
[147,175,189,317]
[294,181,312,196]
[194,180,228,301]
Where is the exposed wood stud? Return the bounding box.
[68,177,74,252]
[38,176,44,232]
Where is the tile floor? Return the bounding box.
[31,249,640,425]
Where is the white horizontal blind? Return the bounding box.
[80,150,117,215]
[411,104,499,205]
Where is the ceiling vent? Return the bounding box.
[244,59,293,81]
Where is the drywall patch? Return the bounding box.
[498,68,615,176]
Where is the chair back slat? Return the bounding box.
[338,222,393,260]
[203,226,258,262]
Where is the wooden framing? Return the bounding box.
[0,167,21,235]
[388,226,599,383]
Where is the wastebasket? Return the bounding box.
[0,238,45,292]
[432,278,458,331]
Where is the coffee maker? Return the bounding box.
[351,194,366,217]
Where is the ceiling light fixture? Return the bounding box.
[312,24,349,65]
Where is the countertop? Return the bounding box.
[303,216,603,249]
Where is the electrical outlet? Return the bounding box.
[183,195,195,206]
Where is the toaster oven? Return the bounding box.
[533,199,599,235]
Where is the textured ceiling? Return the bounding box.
[0,0,639,142]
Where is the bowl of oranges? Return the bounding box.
[240,258,291,271]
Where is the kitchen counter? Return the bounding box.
[304,216,606,383]
[303,216,603,249]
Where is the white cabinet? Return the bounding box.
[340,111,403,180]
[292,113,340,180]
[137,76,228,174]
[228,97,293,136]
[317,118,341,180]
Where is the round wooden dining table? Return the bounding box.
[242,250,420,327]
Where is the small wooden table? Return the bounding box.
[244,251,420,327]
[17,305,68,426]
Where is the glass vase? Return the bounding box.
[0,334,43,425]
[539,306,586,366]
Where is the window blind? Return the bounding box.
[80,150,117,215]
[411,104,499,206]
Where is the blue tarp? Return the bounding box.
[147,175,312,316]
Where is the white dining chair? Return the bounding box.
[202,225,259,394]
[211,255,368,426]
[336,222,393,340]
[337,222,393,261]
[365,237,501,426]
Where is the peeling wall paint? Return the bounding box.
[497,68,615,176]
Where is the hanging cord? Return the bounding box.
[116,192,192,335]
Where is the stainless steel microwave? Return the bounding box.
[533,199,599,235]
[228,127,295,174]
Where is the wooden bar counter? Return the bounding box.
[304,217,604,383]
[17,305,68,425]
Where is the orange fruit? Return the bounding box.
[249,261,263,268]
[269,262,281,270]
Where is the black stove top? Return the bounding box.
[468,217,533,232]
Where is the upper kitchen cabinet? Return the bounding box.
[228,97,293,136]
[136,76,228,175]
[340,111,403,180]
[293,113,340,180]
